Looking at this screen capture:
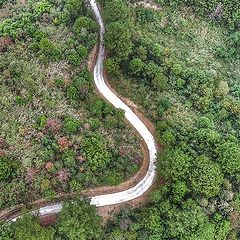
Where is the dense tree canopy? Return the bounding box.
[216,141,240,176]
[101,0,240,237]
[157,148,192,181]
[57,199,102,240]
[103,0,130,23]
[189,156,223,197]
[105,21,133,62]
[1,0,240,238]
[7,213,55,240]
[81,132,111,172]
[0,0,141,210]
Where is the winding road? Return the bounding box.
[10,0,157,221]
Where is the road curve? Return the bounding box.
[11,0,157,220]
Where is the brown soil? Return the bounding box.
[87,45,98,72]
[40,214,58,227]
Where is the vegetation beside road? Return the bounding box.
[101,0,240,239]
[0,0,142,210]
[1,0,240,239]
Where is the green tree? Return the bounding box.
[189,156,223,197]
[215,81,229,98]
[73,16,97,34]
[107,229,137,240]
[194,128,221,153]
[81,132,111,172]
[105,57,120,76]
[64,117,80,135]
[171,181,189,203]
[65,0,83,21]
[129,58,144,77]
[165,200,214,240]
[38,37,61,62]
[152,71,168,90]
[216,141,240,175]
[157,148,192,181]
[89,99,104,117]
[138,199,223,240]
[141,207,164,238]
[0,222,14,240]
[103,0,130,23]
[105,21,133,62]
[13,213,55,240]
[73,75,91,99]
[144,61,161,81]
[57,199,102,240]
[33,1,52,17]
[135,45,148,60]
[0,157,12,181]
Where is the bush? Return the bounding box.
[105,58,120,76]
[189,156,223,197]
[0,157,12,181]
[41,136,59,152]
[129,58,144,77]
[0,222,14,240]
[105,21,133,62]
[81,132,111,172]
[103,0,130,23]
[157,148,192,181]
[36,115,48,130]
[73,75,91,99]
[38,37,62,62]
[77,45,88,59]
[67,85,78,100]
[156,0,240,30]
[65,0,84,22]
[54,76,65,88]
[57,199,102,239]
[152,71,168,90]
[62,149,76,168]
[73,16,97,34]
[89,99,104,117]
[136,8,156,23]
[64,117,80,135]
[156,98,172,117]
[13,213,55,240]
[67,50,82,65]
[216,141,240,175]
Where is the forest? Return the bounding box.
[1,0,240,239]
[102,0,240,239]
[0,0,142,210]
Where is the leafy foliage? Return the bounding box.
[81,132,111,172]
[14,213,55,240]
[189,156,223,197]
[0,157,12,181]
[156,0,240,30]
[158,148,192,181]
[57,199,102,240]
[216,141,240,175]
[103,0,130,23]
[102,0,240,237]
[105,21,133,62]
[0,0,141,209]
